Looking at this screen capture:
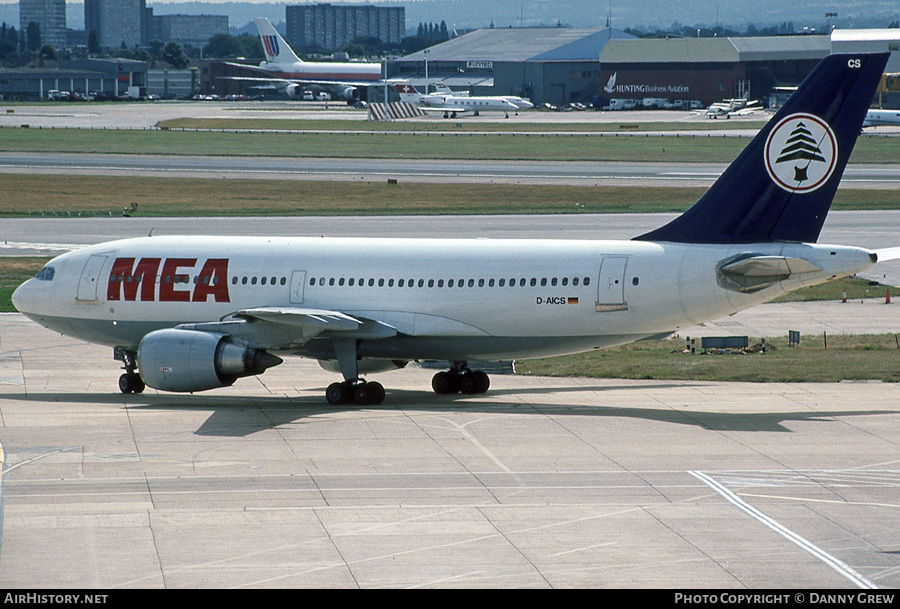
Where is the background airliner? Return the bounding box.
[225,17,382,103]
[13,53,897,406]
[396,83,533,118]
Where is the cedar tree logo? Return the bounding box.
[764,113,838,193]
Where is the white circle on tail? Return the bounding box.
[764,113,838,193]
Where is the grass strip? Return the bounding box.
[3,175,900,218]
[516,333,900,383]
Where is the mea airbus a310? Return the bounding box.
[13,53,899,405]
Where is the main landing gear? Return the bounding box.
[114,347,145,394]
[325,338,386,405]
[325,379,385,405]
[431,363,490,395]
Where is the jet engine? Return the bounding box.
[284,84,303,98]
[137,329,282,393]
[336,86,358,102]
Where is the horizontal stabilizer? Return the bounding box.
[717,254,821,292]
[874,246,900,262]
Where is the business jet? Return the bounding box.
[13,53,898,406]
[430,83,534,113]
[863,108,900,127]
[705,95,763,119]
[223,18,381,103]
[396,83,533,118]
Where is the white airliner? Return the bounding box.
[224,18,382,103]
[863,108,900,127]
[13,53,898,406]
[396,83,533,118]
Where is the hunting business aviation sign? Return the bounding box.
[603,73,690,95]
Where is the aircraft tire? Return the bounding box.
[118,373,144,394]
[432,371,456,394]
[326,382,349,405]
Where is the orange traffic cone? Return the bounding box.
[841,288,847,303]
[886,288,892,304]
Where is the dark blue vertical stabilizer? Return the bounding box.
[635,53,889,244]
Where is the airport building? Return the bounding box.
[0,58,147,101]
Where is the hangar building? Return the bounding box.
[0,58,148,101]
[391,27,636,107]
[596,35,831,109]
[390,28,899,110]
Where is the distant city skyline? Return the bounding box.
[0,1,897,33]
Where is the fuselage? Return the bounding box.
[263,60,382,83]
[13,235,874,363]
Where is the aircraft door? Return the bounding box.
[595,256,628,312]
[76,254,108,303]
[290,270,307,304]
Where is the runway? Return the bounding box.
[1,152,899,189]
[1,313,899,588]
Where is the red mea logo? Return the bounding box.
[108,258,230,303]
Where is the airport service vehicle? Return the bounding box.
[224,18,381,103]
[13,53,898,405]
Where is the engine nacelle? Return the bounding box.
[137,329,282,393]
[337,86,358,102]
[284,84,303,98]
[318,358,407,375]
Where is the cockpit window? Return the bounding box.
[35,266,55,281]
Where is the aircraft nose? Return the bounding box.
[11,277,40,314]
[11,280,30,313]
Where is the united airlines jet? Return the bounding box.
[13,53,897,405]
[224,18,382,103]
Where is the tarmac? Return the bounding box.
[1,309,899,589]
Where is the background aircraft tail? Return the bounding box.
[255,17,303,65]
[636,53,889,244]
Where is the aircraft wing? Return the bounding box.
[220,70,379,89]
[419,105,471,113]
[176,306,399,350]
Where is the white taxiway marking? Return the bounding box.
[690,470,878,589]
